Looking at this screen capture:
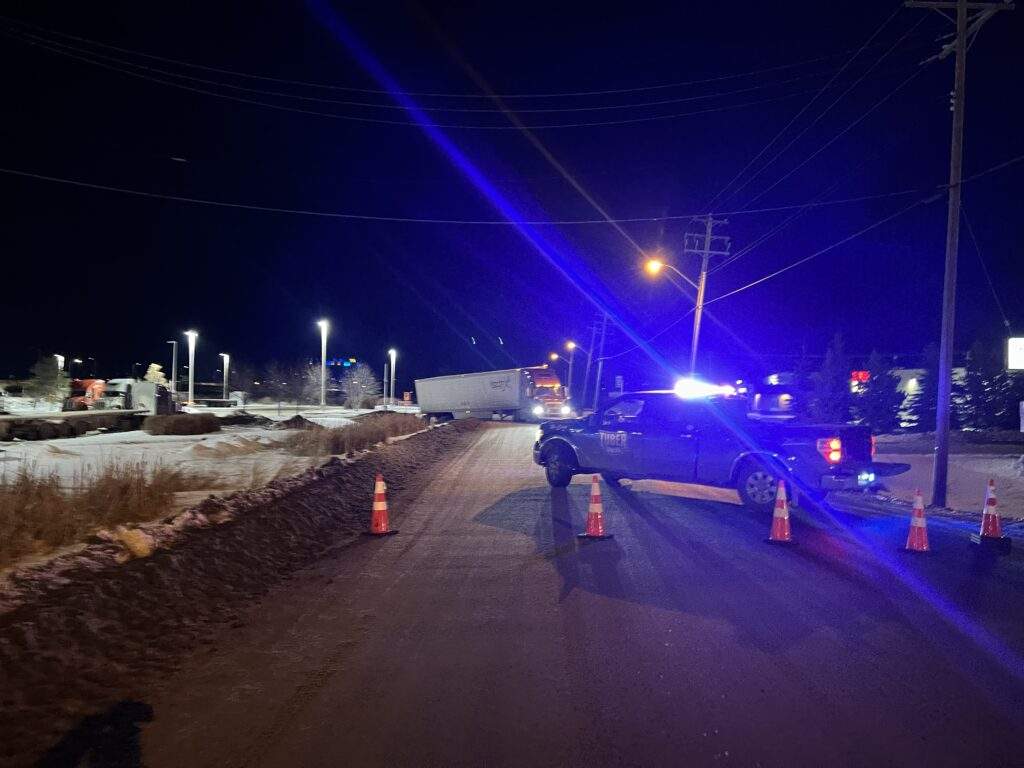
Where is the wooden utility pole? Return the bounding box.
[591,314,608,412]
[905,0,1013,508]
[683,215,730,374]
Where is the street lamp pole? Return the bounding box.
[565,342,577,402]
[317,320,329,407]
[166,340,178,395]
[220,353,230,400]
[388,349,397,408]
[184,330,198,406]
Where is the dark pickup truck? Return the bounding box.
[533,390,909,513]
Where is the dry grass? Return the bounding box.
[143,413,221,435]
[281,413,425,456]
[0,461,218,569]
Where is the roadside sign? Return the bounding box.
[1008,337,1024,370]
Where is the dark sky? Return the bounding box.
[1,1,1021,392]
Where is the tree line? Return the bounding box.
[797,335,1024,433]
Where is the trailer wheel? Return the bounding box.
[543,444,575,488]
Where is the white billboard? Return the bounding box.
[1008,337,1024,370]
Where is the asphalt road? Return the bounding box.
[141,423,1024,767]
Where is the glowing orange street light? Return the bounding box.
[644,257,664,276]
[549,353,559,361]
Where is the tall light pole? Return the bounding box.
[382,361,389,411]
[166,340,178,395]
[219,353,230,400]
[184,330,198,406]
[53,354,65,372]
[317,319,329,407]
[388,348,397,408]
[565,341,580,403]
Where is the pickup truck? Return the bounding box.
[532,390,908,513]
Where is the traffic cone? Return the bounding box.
[767,480,792,544]
[902,490,930,553]
[577,475,613,541]
[970,479,1010,553]
[365,473,398,536]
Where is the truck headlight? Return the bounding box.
[532,404,544,417]
[559,405,571,416]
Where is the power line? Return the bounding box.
[961,203,1011,330]
[0,165,927,224]
[703,195,938,307]
[727,12,928,209]
[5,27,870,115]
[705,5,905,212]
[8,32,840,130]
[0,14,936,100]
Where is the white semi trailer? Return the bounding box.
[415,366,570,422]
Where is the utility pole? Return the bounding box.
[683,214,730,374]
[580,319,599,409]
[906,0,1013,508]
[591,314,608,413]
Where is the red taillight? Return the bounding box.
[817,437,843,464]
[871,435,877,458]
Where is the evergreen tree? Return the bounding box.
[906,342,960,432]
[853,350,903,433]
[808,334,852,423]
[24,355,69,405]
[959,340,1001,429]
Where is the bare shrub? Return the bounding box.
[0,462,217,569]
[281,413,424,456]
[143,413,221,435]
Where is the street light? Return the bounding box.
[219,353,230,400]
[184,330,198,406]
[388,348,397,408]
[549,352,559,362]
[53,354,65,371]
[643,256,706,374]
[565,341,579,402]
[166,340,178,395]
[317,319,329,407]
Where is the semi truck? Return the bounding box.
[415,366,571,422]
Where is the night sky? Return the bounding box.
[1,1,1021,393]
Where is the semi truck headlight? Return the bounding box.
[532,405,544,417]
[559,405,571,416]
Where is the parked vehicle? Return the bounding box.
[533,389,909,513]
[416,366,570,422]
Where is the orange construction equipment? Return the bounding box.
[970,478,1010,553]
[577,475,613,541]
[365,472,398,536]
[767,480,792,544]
[902,490,930,553]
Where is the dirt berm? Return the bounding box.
[0,420,480,767]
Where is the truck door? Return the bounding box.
[633,397,698,481]
[576,396,645,473]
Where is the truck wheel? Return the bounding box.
[736,460,785,515]
[543,444,575,488]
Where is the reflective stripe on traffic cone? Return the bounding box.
[767,480,792,544]
[365,472,398,536]
[971,478,1010,553]
[577,475,613,541]
[902,490,929,553]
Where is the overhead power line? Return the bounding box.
[5,27,876,115]
[0,14,936,100]
[0,166,929,224]
[8,32,849,130]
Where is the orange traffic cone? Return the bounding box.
[365,473,398,536]
[970,479,1010,553]
[767,480,792,544]
[577,475,613,541]
[902,490,930,553]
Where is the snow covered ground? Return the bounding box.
[878,452,1023,516]
[0,425,320,510]
[0,396,61,414]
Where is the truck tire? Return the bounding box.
[736,459,786,515]
[543,444,575,488]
